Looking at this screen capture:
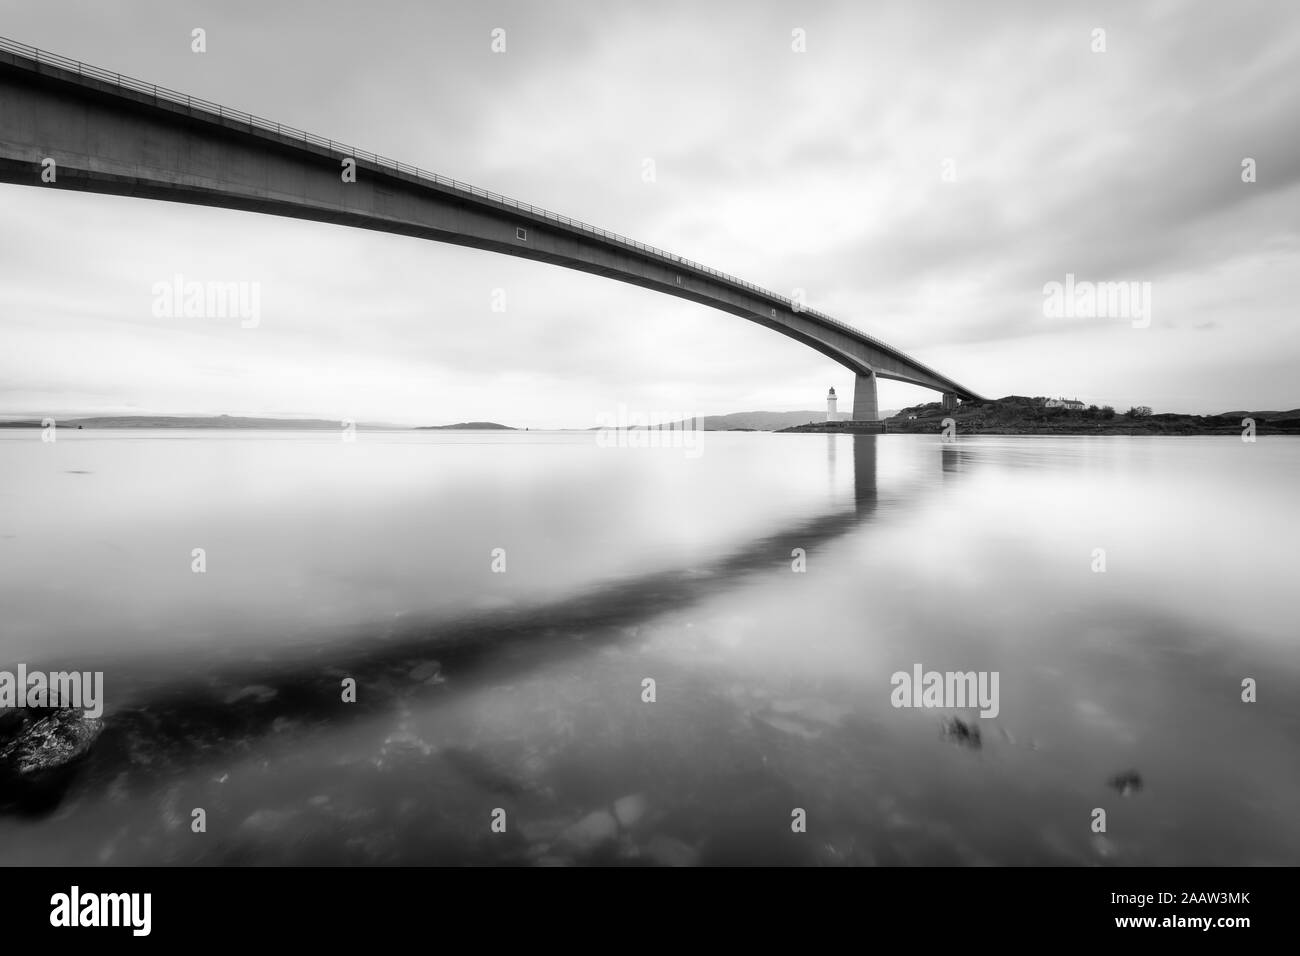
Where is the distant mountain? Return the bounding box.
[629,410,903,431]
[0,415,519,430]
[698,410,822,430]
[417,422,516,430]
[0,414,358,429]
[622,411,832,431]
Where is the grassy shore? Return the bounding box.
[782,396,1300,435]
[888,396,1300,435]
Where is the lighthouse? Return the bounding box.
[826,386,838,422]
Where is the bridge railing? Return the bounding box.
[0,34,973,394]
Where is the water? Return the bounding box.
[0,429,1297,865]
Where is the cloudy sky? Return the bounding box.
[1,0,1297,425]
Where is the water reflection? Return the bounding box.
[852,435,878,511]
[2,435,891,822]
[1,432,1297,866]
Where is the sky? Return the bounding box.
[1,0,1297,425]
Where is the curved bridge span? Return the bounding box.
[0,37,982,419]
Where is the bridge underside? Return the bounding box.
[0,48,982,420]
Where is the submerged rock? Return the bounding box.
[408,660,444,684]
[940,716,981,749]
[0,708,103,776]
[1108,770,1143,796]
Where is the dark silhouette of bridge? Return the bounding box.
[0,37,983,418]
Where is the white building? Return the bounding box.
[827,387,838,422]
[1045,397,1086,410]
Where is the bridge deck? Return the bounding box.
[0,35,983,403]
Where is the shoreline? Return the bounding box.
[780,422,1300,436]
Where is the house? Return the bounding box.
[1045,397,1086,411]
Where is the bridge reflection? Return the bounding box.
[2,433,956,817]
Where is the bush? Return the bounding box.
[1101,406,1115,420]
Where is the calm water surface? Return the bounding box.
[0,429,1297,865]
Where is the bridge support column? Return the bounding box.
[941,392,958,413]
[852,372,879,421]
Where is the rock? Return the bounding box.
[0,709,104,776]
[1108,770,1143,796]
[644,834,698,867]
[613,793,648,828]
[408,661,443,683]
[940,716,981,749]
[558,810,618,852]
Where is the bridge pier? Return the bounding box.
[941,391,958,412]
[852,371,879,421]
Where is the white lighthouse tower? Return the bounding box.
[826,386,838,422]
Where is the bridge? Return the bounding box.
[0,37,983,419]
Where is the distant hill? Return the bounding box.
[624,410,898,431]
[1218,409,1300,420]
[0,414,358,429]
[417,422,516,430]
[699,410,821,431]
[0,415,518,430]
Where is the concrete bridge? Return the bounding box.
[0,37,983,419]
